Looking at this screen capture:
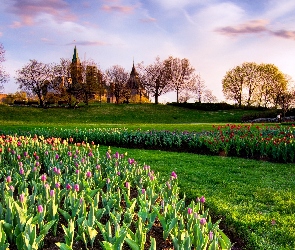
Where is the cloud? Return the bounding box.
[0,32,2,37]
[9,21,23,28]
[215,19,268,36]
[271,29,295,40]
[101,4,135,13]
[8,0,77,27]
[66,41,107,46]
[140,17,157,23]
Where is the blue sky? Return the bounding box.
[1,0,295,102]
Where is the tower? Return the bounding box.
[70,46,82,86]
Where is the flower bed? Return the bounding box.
[0,135,231,249]
[2,124,295,163]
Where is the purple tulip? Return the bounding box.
[55,154,59,159]
[96,164,101,170]
[55,182,60,189]
[50,190,55,197]
[86,171,92,178]
[200,196,206,203]
[125,182,130,188]
[171,171,177,179]
[117,171,121,176]
[200,218,207,225]
[19,167,24,175]
[209,231,214,241]
[142,188,145,194]
[66,183,72,190]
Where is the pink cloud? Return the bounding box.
[215,20,268,36]
[140,17,157,23]
[101,4,135,13]
[9,0,77,27]
[9,21,22,28]
[67,41,107,46]
[271,30,295,40]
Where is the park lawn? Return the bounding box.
[0,103,290,249]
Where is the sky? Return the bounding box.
[1,0,295,103]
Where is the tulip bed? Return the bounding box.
[0,135,231,250]
[3,123,295,163]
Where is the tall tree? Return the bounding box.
[222,65,245,107]
[164,57,197,103]
[0,43,9,92]
[105,65,129,104]
[15,60,53,107]
[137,57,170,104]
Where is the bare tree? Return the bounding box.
[137,57,170,104]
[15,59,53,107]
[0,43,9,92]
[105,65,129,104]
[202,89,218,103]
[164,57,197,103]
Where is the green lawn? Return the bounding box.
[0,103,292,249]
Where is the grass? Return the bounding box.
[0,103,258,131]
[99,145,295,250]
[0,103,292,249]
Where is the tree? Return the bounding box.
[105,65,129,104]
[202,89,218,103]
[222,65,245,107]
[81,60,103,105]
[256,64,287,108]
[137,57,170,104]
[164,57,197,103]
[0,43,9,92]
[15,60,53,107]
[222,62,288,107]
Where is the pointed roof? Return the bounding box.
[72,46,79,63]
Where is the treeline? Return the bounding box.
[12,54,218,107]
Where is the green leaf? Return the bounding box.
[36,220,56,246]
[125,238,140,250]
[102,241,114,250]
[58,208,71,221]
[149,237,156,250]
[55,242,73,250]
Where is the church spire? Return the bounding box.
[72,46,79,63]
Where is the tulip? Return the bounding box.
[74,184,79,192]
[125,182,130,188]
[37,205,43,213]
[142,188,145,194]
[19,167,24,175]
[96,164,101,170]
[55,154,59,159]
[55,182,60,189]
[40,174,47,182]
[200,218,207,225]
[19,193,25,203]
[9,186,15,192]
[66,183,72,190]
[200,196,206,203]
[50,190,55,197]
[188,208,193,215]
[171,171,177,179]
[6,176,11,183]
[209,231,214,241]
[86,171,92,178]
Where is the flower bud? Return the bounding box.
[37,205,43,213]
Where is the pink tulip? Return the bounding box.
[200,218,207,225]
[86,171,92,178]
[50,190,55,197]
[19,194,25,203]
[6,176,11,183]
[40,174,46,182]
[74,184,79,192]
[37,205,43,213]
[188,208,193,215]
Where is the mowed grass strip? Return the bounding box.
[99,145,295,250]
[0,103,258,126]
